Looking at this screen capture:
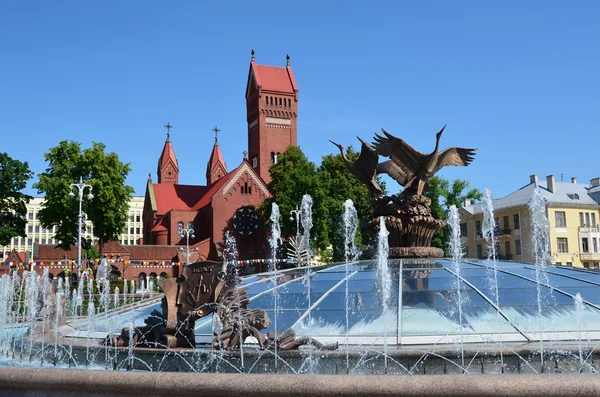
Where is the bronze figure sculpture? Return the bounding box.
[329,137,383,196]
[110,261,337,351]
[335,125,476,258]
[373,125,476,196]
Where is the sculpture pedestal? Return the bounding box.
[388,246,444,258]
[364,194,445,258]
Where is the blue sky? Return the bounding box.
[1,1,598,200]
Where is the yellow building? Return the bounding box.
[460,175,600,269]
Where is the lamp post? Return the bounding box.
[179,224,196,265]
[68,177,94,275]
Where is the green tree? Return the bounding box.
[0,153,33,246]
[258,146,328,251]
[317,146,385,262]
[33,141,134,261]
[425,176,482,255]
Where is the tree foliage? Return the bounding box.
[0,153,33,246]
[33,141,134,259]
[425,176,482,255]
[259,145,384,261]
[317,146,385,261]
[258,146,328,252]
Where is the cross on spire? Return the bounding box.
[164,122,173,141]
[212,126,221,143]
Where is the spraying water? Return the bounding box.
[481,189,504,370]
[343,199,359,372]
[269,203,282,369]
[529,187,552,366]
[300,194,315,373]
[96,258,111,312]
[223,230,244,370]
[448,205,466,369]
[113,287,120,309]
[376,216,391,372]
[574,293,585,370]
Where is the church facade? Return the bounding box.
[142,52,299,261]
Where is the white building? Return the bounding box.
[0,196,145,261]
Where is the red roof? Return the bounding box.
[206,142,227,178]
[150,217,168,232]
[126,245,179,261]
[191,175,231,211]
[17,252,26,262]
[152,184,209,214]
[157,135,179,174]
[252,63,298,94]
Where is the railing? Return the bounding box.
[581,253,600,261]
[476,228,511,239]
[579,226,600,233]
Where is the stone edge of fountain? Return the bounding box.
[1,367,600,397]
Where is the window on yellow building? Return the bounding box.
[593,238,598,253]
[582,238,589,253]
[557,237,568,253]
[515,239,522,255]
[585,213,591,227]
[592,213,597,227]
[513,214,520,230]
[503,216,509,230]
[555,212,567,228]
[580,212,585,227]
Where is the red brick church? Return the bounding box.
[142,51,299,261]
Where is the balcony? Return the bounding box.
[581,253,600,261]
[477,228,512,239]
[579,226,600,233]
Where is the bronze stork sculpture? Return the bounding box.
[329,137,383,197]
[373,125,477,196]
[329,125,477,259]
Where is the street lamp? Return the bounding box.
[68,177,94,275]
[179,224,196,265]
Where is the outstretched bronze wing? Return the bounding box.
[433,147,477,174]
[356,136,383,196]
[356,136,379,175]
[376,160,411,187]
[373,128,422,182]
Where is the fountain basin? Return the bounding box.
[1,367,600,397]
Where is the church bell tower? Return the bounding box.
[245,50,298,184]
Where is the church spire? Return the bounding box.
[157,123,179,184]
[206,126,227,185]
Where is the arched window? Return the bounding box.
[188,221,194,233]
[270,152,275,164]
[177,222,183,236]
[265,96,268,105]
[270,96,273,105]
[279,97,282,106]
[138,273,147,290]
[288,98,291,107]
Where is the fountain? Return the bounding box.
[2,129,600,396]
